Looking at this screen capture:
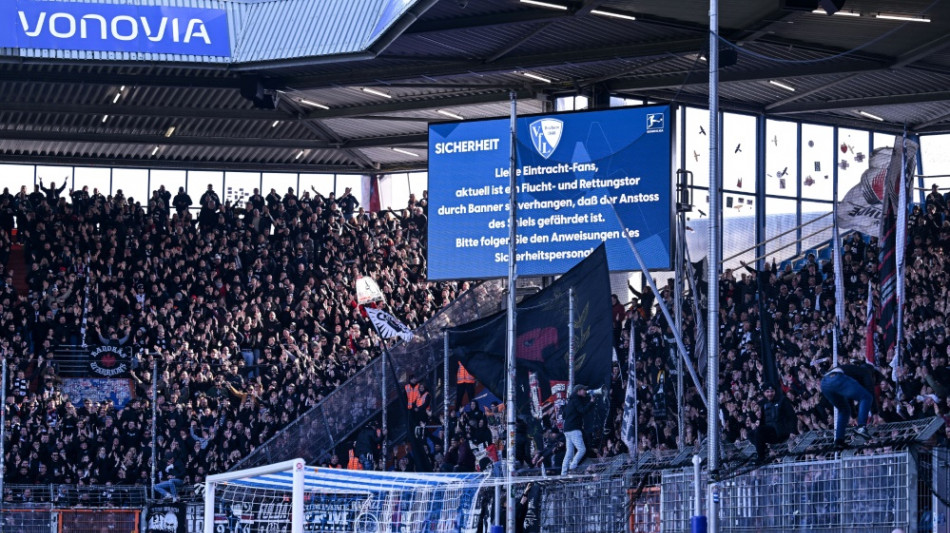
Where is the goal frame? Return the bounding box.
[204,457,306,533]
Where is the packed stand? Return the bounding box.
[0,180,468,496]
[602,190,950,458]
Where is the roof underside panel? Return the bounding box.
[2,0,950,171]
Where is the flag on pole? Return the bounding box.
[832,192,846,365]
[621,320,638,454]
[877,137,917,367]
[864,278,876,364]
[893,135,915,381]
[685,254,707,378]
[365,307,414,343]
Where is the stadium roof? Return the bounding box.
[2,0,950,172]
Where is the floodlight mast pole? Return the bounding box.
[505,90,519,533]
[707,0,722,532]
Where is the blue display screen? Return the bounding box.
[427,105,673,280]
[0,0,230,57]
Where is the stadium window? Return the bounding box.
[334,174,364,207]
[765,119,798,198]
[800,123,834,201]
[407,172,427,203]
[150,170,186,201]
[920,134,950,202]
[299,173,335,200]
[262,173,298,200]
[113,168,148,206]
[609,96,643,107]
[554,95,589,111]
[381,173,408,211]
[224,172,262,207]
[36,165,72,193]
[836,128,870,205]
[874,132,900,151]
[683,106,711,189]
[800,201,833,252]
[0,164,38,193]
[188,171,223,211]
[764,197,799,264]
[723,113,757,194]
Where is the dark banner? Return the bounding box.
[756,271,780,387]
[449,244,613,421]
[88,345,131,377]
[145,503,186,533]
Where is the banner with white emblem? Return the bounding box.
[365,307,413,343]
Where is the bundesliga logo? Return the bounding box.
[646,113,665,133]
[529,118,563,159]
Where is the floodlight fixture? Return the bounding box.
[519,0,568,11]
[392,147,419,157]
[361,87,393,99]
[590,9,637,21]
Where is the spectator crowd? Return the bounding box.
[1,180,460,496]
[3,175,950,493]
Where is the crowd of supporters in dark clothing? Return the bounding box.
[3,175,950,492]
[612,185,950,457]
[0,179,456,495]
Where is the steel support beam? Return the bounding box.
[769,91,950,115]
[0,129,426,149]
[284,39,706,89]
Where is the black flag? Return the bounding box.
[448,244,613,419]
[756,270,781,387]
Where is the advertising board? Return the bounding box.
[0,0,230,57]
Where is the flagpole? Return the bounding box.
[707,1,722,531]
[675,207,685,449]
[444,331,451,457]
[505,90,519,533]
[568,287,575,393]
[611,210,707,409]
[832,188,843,439]
[381,335,388,462]
[365,315,394,464]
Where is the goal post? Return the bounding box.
[204,458,490,533]
[204,457,306,533]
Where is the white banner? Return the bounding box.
[355,277,385,305]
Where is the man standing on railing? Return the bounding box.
[561,385,594,475]
[154,453,184,502]
[821,360,880,448]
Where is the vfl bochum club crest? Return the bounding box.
[529,118,564,159]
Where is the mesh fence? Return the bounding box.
[231,279,506,470]
[1,485,143,532]
[662,452,912,533]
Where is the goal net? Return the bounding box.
[204,459,489,533]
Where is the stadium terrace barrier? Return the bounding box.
[209,419,947,533]
[1,484,145,532]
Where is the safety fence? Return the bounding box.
[663,452,912,533]
[5,443,950,532]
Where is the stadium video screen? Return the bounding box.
[427,105,673,280]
